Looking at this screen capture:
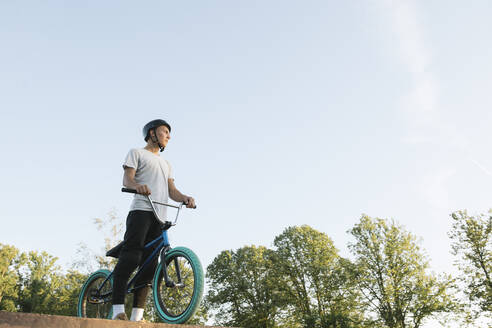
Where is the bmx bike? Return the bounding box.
[76,188,204,324]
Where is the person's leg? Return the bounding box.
[112,211,154,319]
[131,214,161,320]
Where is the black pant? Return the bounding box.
[112,210,161,308]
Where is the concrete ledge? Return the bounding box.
[0,311,231,328]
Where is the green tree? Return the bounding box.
[0,244,87,316]
[0,244,24,311]
[449,210,492,317]
[51,270,88,316]
[206,245,283,328]
[16,251,63,314]
[348,215,456,328]
[273,225,366,328]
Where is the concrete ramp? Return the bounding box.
[0,311,231,328]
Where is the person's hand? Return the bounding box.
[183,196,196,208]
[135,184,151,195]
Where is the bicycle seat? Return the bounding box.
[160,221,173,231]
[106,241,124,258]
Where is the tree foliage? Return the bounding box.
[205,226,368,328]
[273,225,366,328]
[16,251,87,315]
[206,245,283,328]
[73,210,123,274]
[0,244,24,311]
[16,251,61,313]
[0,245,87,316]
[348,215,456,328]
[449,210,492,316]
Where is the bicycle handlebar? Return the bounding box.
[121,187,195,225]
[121,188,196,208]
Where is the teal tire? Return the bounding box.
[77,269,113,319]
[152,247,204,324]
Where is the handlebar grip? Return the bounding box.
[183,202,197,209]
[121,188,138,194]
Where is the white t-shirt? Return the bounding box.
[123,148,174,221]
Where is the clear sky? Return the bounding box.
[1,1,491,326]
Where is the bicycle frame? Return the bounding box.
[94,189,187,301]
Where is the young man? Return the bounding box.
[112,119,196,321]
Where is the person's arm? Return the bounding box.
[123,166,151,195]
[168,178,196,208]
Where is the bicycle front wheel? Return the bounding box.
[152,246,204,324]
[77,269,113,319]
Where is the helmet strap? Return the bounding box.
[150,128,165,152]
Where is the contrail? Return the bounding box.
[470,158,492,177]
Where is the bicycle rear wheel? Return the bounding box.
[77,269,113,319]
[152,247,204,324]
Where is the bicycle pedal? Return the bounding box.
[88,296,103,304]
[88,290,101,304]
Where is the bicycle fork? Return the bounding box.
[160,247,185,288]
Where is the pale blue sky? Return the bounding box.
[1,1,492,326]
